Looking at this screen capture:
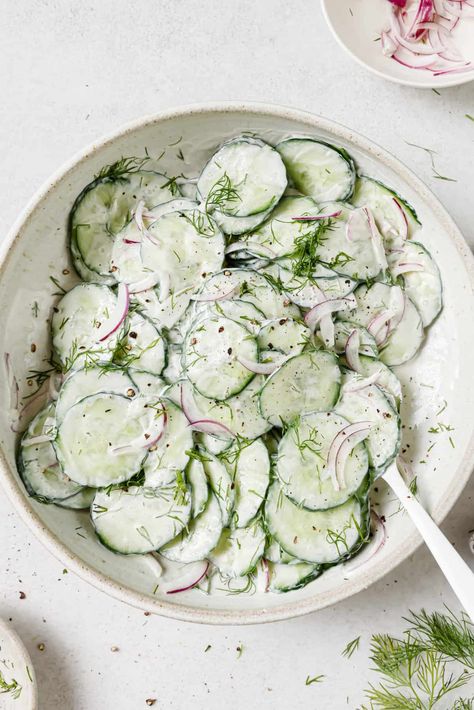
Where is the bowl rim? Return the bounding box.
[320,0,474,89]
[0,616,38,709]
[1,100,474,626]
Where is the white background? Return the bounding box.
[1,2,474,708]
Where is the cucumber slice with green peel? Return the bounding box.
[213,206,273,236]
[198,432,233,455]
[348,282,424,366]
[129,370,167,396]
[220,438,270,528]
[331,321,378,357]
[343,355,402,409]
[268,561,321,593]
[55,366,136,424]
[202,452,235,526]
[264,482,368,564]
[264,538,305,565]
[197,268,301,320]
[335,373,400,474]
[243,195,319,258]
[183,315,258,401]
[57,487,96,510]
[140,209,225,295]
[132,285,194,331]
[257,317,310,358]
[160,492,222,563]
[277,263,357,309]
[70,170,176,281]
[197,138,287,218]
[186,458,209,517]
[110,198,197,286]
[388,241,442,326]
[259,351,341,427]
[55,393,155,487]
[143,399,193,487]
[209,520,266,577]
[275,411,369,511]
[277,138,355,202]
[18,403,88,503]
[191,375,272,440]
[193,299,265,335]
[351,176,420,242]
[52,283,122,371]
[115,312,166,375]
[91,483,192,555]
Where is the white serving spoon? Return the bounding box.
[383,461,474,621]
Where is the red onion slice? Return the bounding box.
[189,419,236,437]
[304,296,357,334]
[180,383,236,438]
[111,408,167,455]
[345,329,363,373]
[237,356,279,375]
[165,560,209,595]
[367,309,396,345]
[382,30,399,56]
[342,369,384,393]
[391,261,425,278]
[97,283,129,342]
[324,422,372,491]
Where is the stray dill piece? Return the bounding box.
[465,114,474,123]
[404,141,457,183]
[305,674,325,685]
[31,301,39,318]
[0,669,22,699]
[161,175,182,196]
[49,275,67,295]
[94,155,150,181]
[342,636,361,659]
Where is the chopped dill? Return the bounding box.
[305,674,325,685]
[0,669,22,699]
[94,156,149,181]
[466,114,474,123]
[31,301,39,318]
[205,172,242,214]
[49,275,67,295]
[342,636,361,659]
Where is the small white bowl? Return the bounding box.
[0,618,38,710]
[321,0,474,89]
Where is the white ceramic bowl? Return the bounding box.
[1,102,474,625]
[321,0,474,89]
[0,618,38,709]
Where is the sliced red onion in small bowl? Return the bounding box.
[97,283,129,342]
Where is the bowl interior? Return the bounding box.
[322,0,474,88]
[1,104,474,624]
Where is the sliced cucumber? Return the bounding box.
[198,433,233,455]
[197,268,301,320]
[335,373,400,474]
[197,137,287,218]
[347,355,402,409]
[220,438,270,528]
[129,370,167,396]
[18,403,87,503]
[116,312,166,375]
[202,452,235,526]
[55,366,135,424]
[52,283,122,371]
[277,263,357,309]
[160,492,222,563]
[351,176,420,242]
[388,241,442,326]
[91,483,192,554]
[110,198,197,286]
[259,351,341,427]
[186,458,209,517]
[264,482,368,564]
[192,375,272,440]
[213,206,273,236]
[140,209,225,295]
[257,317,309,358]
[57,487,96,510]
[132,286,194,331]
[193,298,265,335]
[209,520,266,577]
[183,315,258,400]
[70,170,175,281]
[348,282,424,366]
[268,561,321,593]
[143,399,193,487]
[55,393,157,487]
[243,195,319,258]
[276,412,369,510]
[277,138,355,202]
[331,321,378,357]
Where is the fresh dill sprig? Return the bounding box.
[205,173,242,214]
[94,156,150,181]
[289,220,332,279]
[305,674,325,685]
[361,608,474,709]
[342,636,361,659]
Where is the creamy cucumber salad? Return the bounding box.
[17,135,442,595]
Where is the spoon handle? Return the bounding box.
[383,463,474,622]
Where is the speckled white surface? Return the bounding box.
[0,2,473,708]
